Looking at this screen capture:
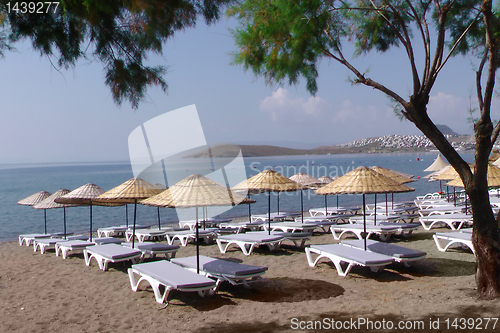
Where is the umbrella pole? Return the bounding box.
[203,207,206,230]
[157,207,161,230]
[248,194,252,221]
[336,195,339,209]
[44,209,47,235]
[196,206,200,274]
[301,190,304,223]
[89,203,93,242]
[391,193,394,209]
[132,200,137,249]
[277,192,280,214]
[374,194,377,226]
[63,207,67,240]
[268,191,271,235]
[126,205,129,227]
[385,193,388,216]
[363,194,367,251]
[446,186,449,202]
[453,187,456,206]
[440,180,442,193]
[325,196,328,215]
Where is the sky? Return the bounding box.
[0,15,494,164]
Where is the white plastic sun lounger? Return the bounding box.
[220,221,266,233]
[251,212,288,222]
[419,213,472,231]
[356,221,420,238]
[93,237,124,245]
[308,207,348,216]
[433,231,475,254]
[97,226,128,238]
[83,244,142,271]
[216,232,284,255]
[121,242,180,260]
[33,238,67,254]
[171,255,268,291]
[266,222,320,233]
[305,244,394,277]
[55,240,95,259]
[19,233,51,246]
[270,231,311,247]
[342,239,427,267]
[128,260,217,304]
[125,228,168,242]
[164,229,217,246]
[330,224,399,241]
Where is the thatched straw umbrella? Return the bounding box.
[33,189,79,239]
[444,163,500,213]
[17,191,51,234]
[55,183,124,241]
[289,173,322,223]
[141,174,254,273]
[371,166,415,212]
[95,178,162,248]
[232,169,303,234]
[315,166,414,250]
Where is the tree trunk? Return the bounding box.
[468,186,500,299]
[406,96,500,299]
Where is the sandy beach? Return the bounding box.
[1,226,498,333]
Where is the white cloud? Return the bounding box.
[427,92,471,134]
[259,88,331,123]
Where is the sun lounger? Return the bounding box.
[433,231,475,254]
[419,213,472,231]
[33,238,67,254]
[305,244,394,277]
[164,229,217,246]
[220,221,265,233]
[330,224,399,241]
[121,242,180,260]
[93,237,124,245]
[179,218,231,230]
[83,244,142,271]
[125,228,168,242]
[171,255,268,291]
[55,240,95,259]
[266,222,319,233]
[251,212,287,222]
[269,231,311,247]
[19,233,51,246]
[216,232,284,255]
[353,220,420,238]
[97,226,128,238]
[128,260,217,304]
[342,239,427,267]
[308,207,348,216]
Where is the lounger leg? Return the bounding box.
[216,240,230,254]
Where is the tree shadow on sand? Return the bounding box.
[192,304,500,333]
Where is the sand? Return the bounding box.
[0,227,499,333]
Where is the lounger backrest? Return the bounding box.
[342,240,427,259]
[310,244,394,265]
[88,244,142,259]
[132,261,216,289]
[172,255,268,276]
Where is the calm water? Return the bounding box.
[0,152,473,242]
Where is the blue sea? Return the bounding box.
[0,152,474,242]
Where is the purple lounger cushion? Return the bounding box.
[172,255,268,276]
[131,260,216,289]
[342,239,427,259]
[87,244,142,260]
[93,237,124,245]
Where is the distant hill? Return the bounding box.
[187,133,474,158]
[436,124,459,136]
